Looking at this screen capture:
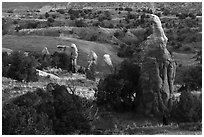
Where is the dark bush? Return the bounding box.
[7,9,13,13]
[68,9,80,19]
[178,13,188,19]
[171,90,202,123]
[95,59,141,112]
[90,35,98,41]
[188,13,196,19]
[125,7,132,12]
[57,9,65,14]
[45,12,49,18]
[51,52,71,71]
[104,11,112,20]
[3,103,53,135]
[52,14,57,19]
[118,7,123,11]
[117,45,135,58]
[2,52,12,77]
[108,23,114,28]
[2,18,9,35]
[182,65,202,90]
[4,51,38,82]
[74,19,87,27]
[98,16,104,22]
[126,12,136,20]
[70,14,76,20]
[13,20,18,25]
[29,51,52,70]
[113,30,125,38]
[47,17,55,23]
[27,22,39,29]
[3,84,92,135]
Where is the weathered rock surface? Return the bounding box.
[138,14,176,116]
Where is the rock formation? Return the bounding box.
[86,50,98,81]
[138,14,176,116]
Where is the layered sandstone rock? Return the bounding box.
[139,14,176,116]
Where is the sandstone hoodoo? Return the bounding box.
[138,14,176,117]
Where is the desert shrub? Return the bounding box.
[4,51,38,82]
[29,51,52,70]
[95,59,141,112]
[2,18,9,35]
[68,9,80,19]
[51,52,71,71]
[75,27,110,43]
[47,17,55,23]
[104,11,112,20]
[45,12,49,18]
[2,103,53,135]
[117,44,135,58]
[51,14,57,19]
[57,9,65,14]
[171,90,202,123]
[47,17,55,27]
[118,7,123,11]
[126,12,136,20]
[27,22,39,29]
[2,52,12,77]
[113,30,125,39]
[183,46,193,52]
[3,84,92,135]
[182,65,202,90]
[98,16,104,22]
[13,20,18,25]
[125,7,132,12]
[74,19,87,27]
[175,64,202,91]
[90,35,98,41]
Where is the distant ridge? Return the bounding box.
[2,2,54,10]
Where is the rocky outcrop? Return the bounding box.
[138,14,176,117]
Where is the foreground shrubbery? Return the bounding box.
[2,51,72,82]
[175,65,202,91]
[2,51,38,82]
[95,57,202,126]
[171,90,202,124]
[182,65,202,90]
[51,52,71,71]
[3,83,92,135]
[95,59,141,111]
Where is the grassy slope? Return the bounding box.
[2,35,123,72]
[173,52,198,66]
[2,2,54,9]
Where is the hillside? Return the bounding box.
[2,2,54,10]
[2,35,123,72]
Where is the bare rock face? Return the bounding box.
[138,14,176,116]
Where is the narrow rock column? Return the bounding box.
[138,14,176,116]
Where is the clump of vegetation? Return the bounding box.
[171,90,202,124]
[74,19,88,27]
[51,52,71,71]
[176,65,202,91]
[117,44,135,58]
[3,83,92,135]
[95,59,141,112]
[3,51,38,82]
[2,52,12,77]
[3,102,53,135]
[182,65,202,90]
[29,51,52,70]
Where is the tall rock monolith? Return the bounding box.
[138,14,176,117]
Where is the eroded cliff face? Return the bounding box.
[138,14,176,116]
